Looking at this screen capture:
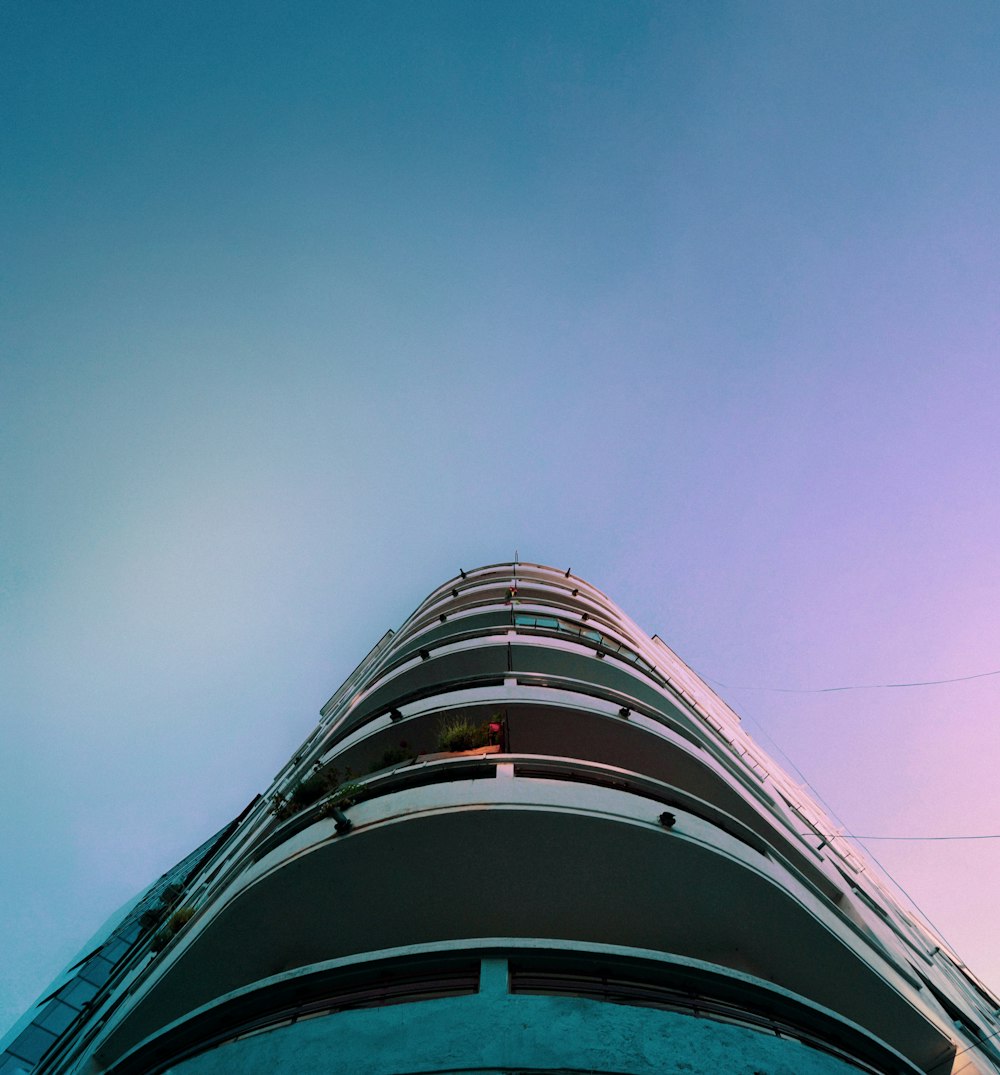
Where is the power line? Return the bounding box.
[803,832,1000,841]
[929,1015,1000,1074]
[719,692,968,957]
[708,667,1000,693]
[709,669,1000,1063]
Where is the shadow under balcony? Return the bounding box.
[92,768,955,1073]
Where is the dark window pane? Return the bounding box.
[77,956,114,987]
[56,977,97,1009]
[7,1023,58,1064]
[35,1000,78,1036]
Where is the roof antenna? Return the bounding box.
[514,548,519,564]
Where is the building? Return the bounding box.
[3,561,999,1075]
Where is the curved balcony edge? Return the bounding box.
[102,940,925,1075]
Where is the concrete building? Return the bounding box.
[4,562,999,1075]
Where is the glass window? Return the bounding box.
[99,936,131,965]
[35,1000,78,1036]
[55,977,97,1009]
[6,1024,57,1065]
[0,1053,35,1074]
[77,956,114,988]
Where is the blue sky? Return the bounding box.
[3,1,1000,1034]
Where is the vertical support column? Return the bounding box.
[479,957,509,997]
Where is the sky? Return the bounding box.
[3,0,1000,1038]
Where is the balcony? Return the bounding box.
[105,944,925,1075]
[91,762,954,1072]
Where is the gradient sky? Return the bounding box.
[3,0,1000,1036]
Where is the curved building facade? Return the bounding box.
[4,562,999,1075]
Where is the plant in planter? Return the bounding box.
[316,781,365,834]
[436,715,489,753]
[317,781,365,815]
[139,907,163,932]
[366,742,416,773]
[139,881,187,931]
[288,769,341,809]
[166,906,195,931]
[150,906,196,954]
[270,767,365,833]
[271,767,343,819]
[161,882,184,906]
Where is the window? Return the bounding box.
[514,615,655,674]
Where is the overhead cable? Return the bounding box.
[804,832,1000,841]
[709,667,1000,693]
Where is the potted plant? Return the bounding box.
[150,906,196,954]
[423,714,502,760]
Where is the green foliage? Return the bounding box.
[139,907,163,931]
[333,781,364,805]
[317,782,365,817]
[272,767,343,819]
[366,743,416,773]
[288,774,331,808]
[270,767,368,819]
[161,882,184,906]
[150,906,196,953]
[437,715,489,752]
[167,907,195,931]
[139,880,187,932]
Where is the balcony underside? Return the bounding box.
[116,964,917,1075]
[94,781,953,1072]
